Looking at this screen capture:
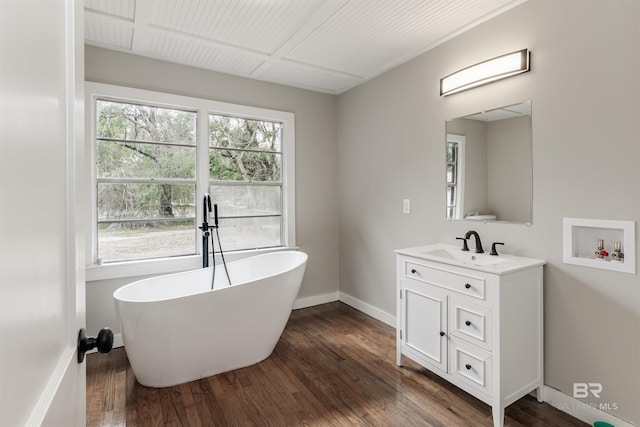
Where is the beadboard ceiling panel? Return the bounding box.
[284,0,501,76]
[148,34,264,75]
[149,0,330,55]
[85,17,134,50]
[85,0,135,20]
[85,0,527,94]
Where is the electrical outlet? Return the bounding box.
[403,199,411,214]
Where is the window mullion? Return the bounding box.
[196,109,210,255]
[208,180,282,187]
[209,146,282,155]
[97,177,196,185]
[97,137,196,148]
[99,217,196,224]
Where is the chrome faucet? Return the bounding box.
[464,230,484,254]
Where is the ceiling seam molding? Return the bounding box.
[249,0,351,79]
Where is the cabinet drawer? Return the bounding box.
[449,299,492,351]
[450,338,492,397]
[405,262,485,300]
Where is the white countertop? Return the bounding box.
[396,243,546,275]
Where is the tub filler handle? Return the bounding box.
[77,327,113,363]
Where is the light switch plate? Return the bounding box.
[403,199,411,214]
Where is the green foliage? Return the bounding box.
[96,101,196,223]
[97,101,195,144]
[98,183,194,221]
[95,103,283,231]
[209,115,281,182]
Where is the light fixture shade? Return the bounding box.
[440,49,530,96]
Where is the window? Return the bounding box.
[87,83,295,266]
[446,134,465,220]
[96,100,197,262]
[209,115,283,251]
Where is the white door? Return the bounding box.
[401,282,448,373]
[0,0,86,425]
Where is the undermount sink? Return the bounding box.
[422,247,506,266]
[396,243,545,274]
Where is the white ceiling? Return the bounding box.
[85,0,527,94]
[466,101,531,122]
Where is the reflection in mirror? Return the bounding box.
[446,101,532,224]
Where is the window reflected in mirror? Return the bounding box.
[445,101,532,224]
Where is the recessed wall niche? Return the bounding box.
[563,218,636,274]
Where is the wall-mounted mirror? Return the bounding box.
[446,101,532,224]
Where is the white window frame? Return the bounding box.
[85,82,296,281]
[446,134,465,220]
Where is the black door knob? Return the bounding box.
[440,331,446,337]
[77,327,113,363]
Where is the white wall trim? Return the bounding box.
[293,291,339,310]
[113,333,124,349]
[338,292,396,327]
[543,385,635,427]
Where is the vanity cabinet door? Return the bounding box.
[400,281,448,373]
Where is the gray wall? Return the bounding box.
[85,46,339,336]
[337,0,639,424]
[488,115,531,222]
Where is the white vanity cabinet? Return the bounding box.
[396,244,545,427]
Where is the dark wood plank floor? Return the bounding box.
[87,302,586,426]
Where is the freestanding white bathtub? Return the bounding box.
[113,251,308,388]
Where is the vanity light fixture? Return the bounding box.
[440,48,530,96]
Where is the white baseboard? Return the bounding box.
[293,291,339,310]
[543,385,636,427]
[293,290,396,327]
[113,333,123,349]
[338,292,395,327]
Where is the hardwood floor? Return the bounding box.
[87,302,586,426]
